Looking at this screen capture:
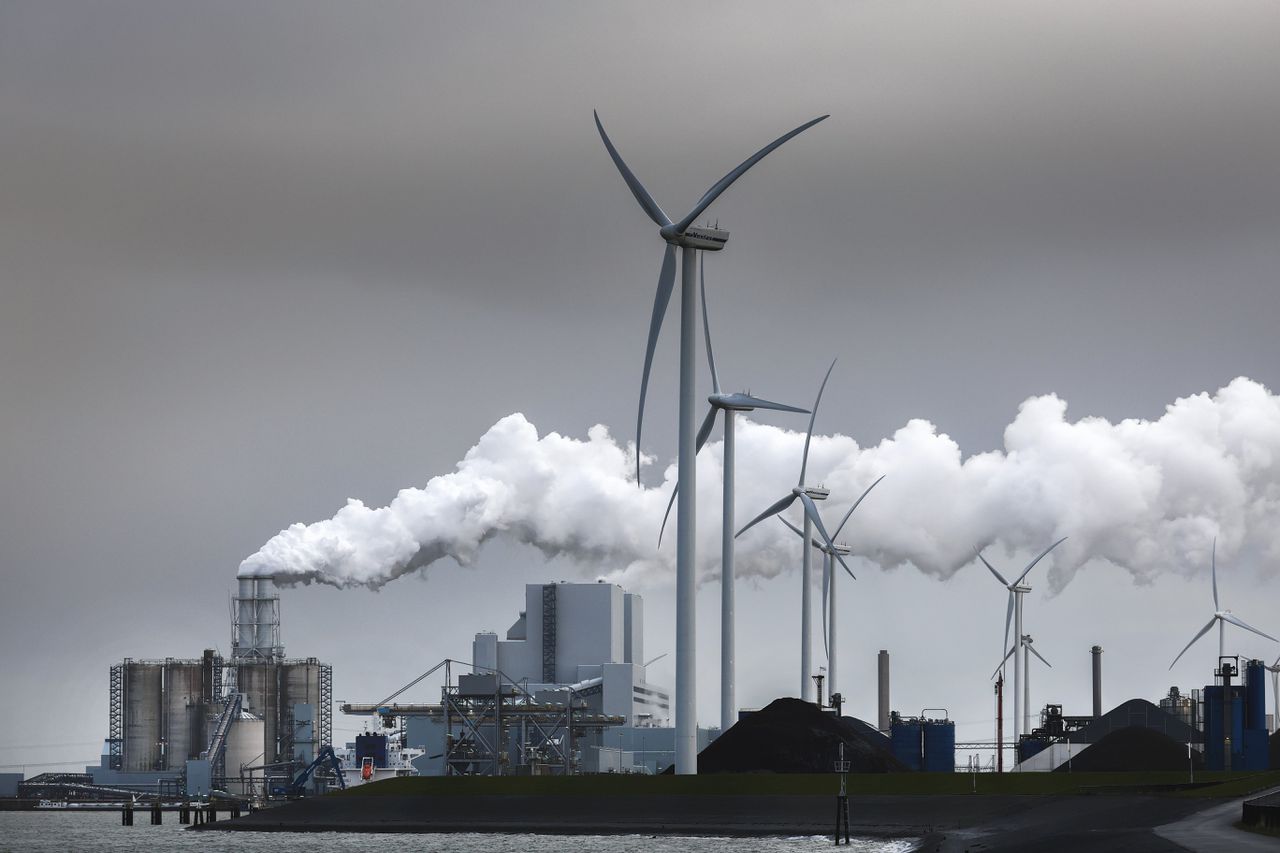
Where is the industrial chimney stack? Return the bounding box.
[877,650,890,732]
[1091,645,1103,719]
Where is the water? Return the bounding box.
[0,813,917,853]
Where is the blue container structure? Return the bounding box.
[1017,738,1048,764]
[1203,660,1269,772]
[890,720,923,771]
[922,720,956,772]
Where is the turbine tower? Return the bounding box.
[1266,655,1280,735]
[994,633,1052,738]
[658,263,809,733]
[594,111,828,773]
[738,360,841,701]
[976,537,1067,745]
[779,475,883,699]
[1168,537,1277,670]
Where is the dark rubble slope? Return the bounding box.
[1055,725,1204,772]
[696,697,908,774]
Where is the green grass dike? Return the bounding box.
[331,769,1280,799]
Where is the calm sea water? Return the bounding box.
[0,812,917,853]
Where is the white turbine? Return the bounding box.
[779,475,884,701]
[594,110,828,774]
[1168,537,1277,670]
[993,633,1052,739]
[976,537,1067,744]
[737,360,842,701]
[658,262,809,732]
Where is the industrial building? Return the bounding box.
[89,577,334,798]
[344,580,702,776]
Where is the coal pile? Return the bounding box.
[1055,726,1203,772]
[695,698,907,773]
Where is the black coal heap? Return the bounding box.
[695,697,908,774]
[1056,725,1204,772]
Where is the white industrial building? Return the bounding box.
[471,581,669,726]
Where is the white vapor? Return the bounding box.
[240,377,1280,592]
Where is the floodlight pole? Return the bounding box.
[674,246,698,775]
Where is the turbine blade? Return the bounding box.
[673,115,830,234]
[975,548,1010,588]
[736,493,797,538]
[593,111,671,228]
[833,475,886,539]
[1220,612,1279,644]
[1003,591,1015,663]
[1212,537,1219,611]
[1011,536,1069,588]
[1169,616,1220,670]
[635,243,677,482]
[725,393,809,414]
[778,516,805,539]
[798,492,835,549]
[657,487,678,549]
[799,359,836,487]
[1027,642,1052,669]
[694,406,719,454]
[992,645,1017,681]
[700,256,720,395]
[836,553,856,581]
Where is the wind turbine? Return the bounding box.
[1168,537,1277,670]
[779,475,884,700]
[594,110,828,774]
[657,263,809,733]
[976,537,1067,744]
[993,633,1052,739]
[737,360,841,701]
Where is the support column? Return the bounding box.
[1013,592,1023,746]
[721,409,736,734]
[801,514,814,701]
[674,246,698,774]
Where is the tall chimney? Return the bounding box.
[877,650,890,732]
[1091,645,1103,719]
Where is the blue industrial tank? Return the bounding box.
[890,720,923,771]
[922,720,955,772]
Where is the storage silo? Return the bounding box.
[163,659,206,767]
[235,662,280,764]
[223,712,267,796]
[123,662,164,771]
[280,659,324,762]
[922,719,956,772]
[890,719,922,771]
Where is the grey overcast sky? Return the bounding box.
[3,1,1280,772]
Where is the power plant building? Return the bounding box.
[473,581,669,726]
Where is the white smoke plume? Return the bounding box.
[240,377,1280,592]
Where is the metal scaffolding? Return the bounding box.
[108,663,124,770]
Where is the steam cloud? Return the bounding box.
[240,377,1280,592]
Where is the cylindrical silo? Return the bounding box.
[280,659,322,762]
[123,662,164,771]
[163,660,205,767]
[236,662,279,764]
[224,713,267,797]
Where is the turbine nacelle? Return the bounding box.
[803,485,830,501]
[660,223,729,250]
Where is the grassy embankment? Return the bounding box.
[337,769,1280,799]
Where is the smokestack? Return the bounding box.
[233,577,282,661]
[878,650,890,732]
[1091,645,1103,719]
